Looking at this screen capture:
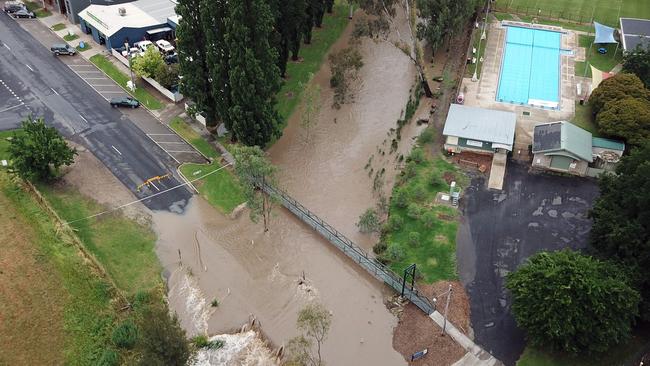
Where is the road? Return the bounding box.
[0,13,194,212]
[457,161,599,365]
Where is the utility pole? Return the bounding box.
[125,42,136,92]
[441,283,452,336]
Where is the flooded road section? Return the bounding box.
[153,197,406,366]
[268,8,427,252]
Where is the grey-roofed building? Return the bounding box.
[620,18,650,52]
[532,121,625,176]
[63,0,133,25]
[443,104,517,154]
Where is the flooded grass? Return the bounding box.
[180,163,245,214]
[380,153,467,283]
[276,1,350,128]
[0,173,118,364]
[36,184,162,295]
[169,117,220,160]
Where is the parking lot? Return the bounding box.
[67,63,127,100]
[458,161,599,365]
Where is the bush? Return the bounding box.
[155,63,179,90]
[97,349,119,366]
[422,210,437,228]
[132,46,165,79]
[402,161,418,180]
[408,232,420,246]
[211,298,219,307]
[417,128,435,144]
[596,97,650,146]
[410,185,427,201]
[357,208,381,233]
[386,244,405,262]
[392,189,408,208]
[136,304,191,365]
[589,73,648,115]
[406,203,422,219]
[132,290,150,310]
[373,241,388,255]
[408,148,425,164]
[388,215,404,231]
[112,320,138,349]
[192,335,225,350]
[429,170,446,189]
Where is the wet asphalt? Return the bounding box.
[457,161,599,366]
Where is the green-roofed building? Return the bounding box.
[532,121,625,176]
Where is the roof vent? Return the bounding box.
[118,7,126,16]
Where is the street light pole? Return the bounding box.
[125,42,136,92]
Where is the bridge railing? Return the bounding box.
[261,182,436,314]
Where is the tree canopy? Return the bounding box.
[8,116,77,181]
[589,73,649,115]
[596,97,650,146]
[506,249,639,354]
[135,304,192,366]
[623,45,650,89]
[417,0,479,53]
[590,143,650,320]
[131,47,164,79]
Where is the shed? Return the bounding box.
[443,104,517,154]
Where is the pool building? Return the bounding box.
[497,25,563,110]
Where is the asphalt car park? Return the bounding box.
[68,63,126,99]
[457,161,599,366]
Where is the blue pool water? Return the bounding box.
[496,26,561,108]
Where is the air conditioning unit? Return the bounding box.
[118,7,126,16]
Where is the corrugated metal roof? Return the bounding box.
[133,0,177,24]
[592,137,625,151]
[533,121,593,162]
[533,122,561,152]
[562,122,593,162]
[79,3,160,37]
[442,104,516,145]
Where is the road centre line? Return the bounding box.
[50,87,59,95]
[25,64,34,72]
[3,44,10,50]
[111,145,122,155]
[79,115,88,124]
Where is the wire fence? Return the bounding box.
[260,182,436,315]
[493,5,615,27]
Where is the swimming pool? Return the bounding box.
[496,26,561,109]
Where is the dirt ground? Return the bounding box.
[0,177,67,365]
[452,151,494,174]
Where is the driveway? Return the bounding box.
[457,161,599,365]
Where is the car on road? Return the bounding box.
[50,43,76,56]
[3,1,25,13]
[12,8,35,18]
[110,96,140,108]
[155,39,175,54]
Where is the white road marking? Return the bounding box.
[0,103,25,113]
[146,133,176,136]
[50,88,59,96]
[79,115,89,124]
[157,141,188,144]
[67,65,109,101]
[25,64,34,72]
[111,145,122,155]
[149,181,160,191]
[146,136,181,164]
[166,150,201,154]
[3,44,10,50]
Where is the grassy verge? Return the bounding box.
[76,43,91,52]
[169,117,219,160]
[181,163,245,214]
[571,101,600,136]
[377,149,468,282]
[0,130,19,158]
[517,15,594,33]
[51,22,66,31]
[493,12,514,21]
[276,1,350,128]
[578,35,622,73]
[89,54,164,110]
[63,34,79,41]
[0,173,119,364]
[36,183,161,295]
[467,26,489,79]
[25,1,51,17]
[575,61,592,78]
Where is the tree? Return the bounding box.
[312,0,325,27]
[623,45,650,88]
[506,250,639,354]
[136,304,192,366]
[417,0,479,54]
[357,208,381,233]
[155,63,179,90]
[286,303,332,366]
[590,143,650,319]
[176,0,219,127]
[226,0,282,146]
[8,116,76,181]
[131,46,165,79]
[270,0,307,76]
[596,97,650,146]
[589,73,649,115]
[300,73,321,141]
[325,0,334,13]
[232,145,278,232]
[328,46,364,108]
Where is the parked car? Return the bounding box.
[155,39,175,54]
[50,43,76,56]
[110,96,140,108]
[164,53,178,65]
[120,46,140,58]
[12,8,35,18]
[3,1,25,13]
[135,40,155,55]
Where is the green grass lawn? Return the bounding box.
[169,117,219,160]
[51,23,66,31]
[276,1,350,128]
[24,0,51,17]
[517,15,595,32]
[89,54,164,110]
[0,173,120,364]
[468,26,489,79]
[381,154,468,283]
[181,163,246,214]
[0,130,18,159]
[571,101,601,136]
[63,33,78,41]
[76,43,91,52]
[579,35,622,72]
[575,60,592,77]
[36,184,162,295]
[494,0,650,27]
[494,12,515,21]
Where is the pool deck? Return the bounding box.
[462,20,577,156]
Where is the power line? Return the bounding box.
[64,162,233,225]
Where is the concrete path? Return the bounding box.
[430,311,503,366]
[488,152,507,190]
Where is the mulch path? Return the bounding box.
[393,281,472,365]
